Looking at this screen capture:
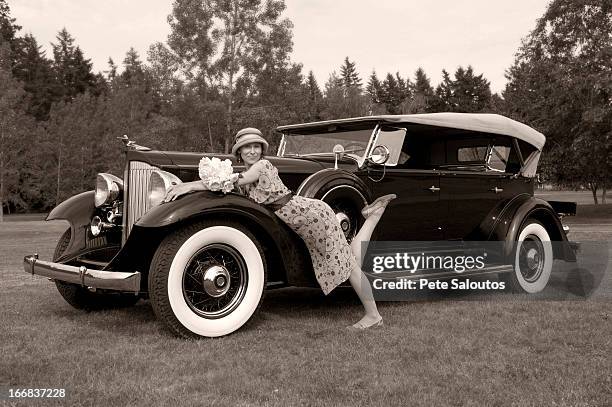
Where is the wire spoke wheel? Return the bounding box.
[182,244,248,318]
[149,222,266,338]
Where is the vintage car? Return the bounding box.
[24,113,577,338]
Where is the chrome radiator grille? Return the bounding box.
[123,161,157,241]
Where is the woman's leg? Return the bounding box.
[348,263,382,327]
[350,206,386,268]
[348,205,388,328]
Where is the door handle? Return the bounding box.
[427,186,440,192]
[490,187,503,193]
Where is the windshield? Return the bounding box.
[280,128,374,159]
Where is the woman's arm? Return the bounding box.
[235,160,265,186]
[163,160,266,202]
[163,180,207,202]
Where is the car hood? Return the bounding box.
[132,150,331,175]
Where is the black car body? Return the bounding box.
[24,113,577,338]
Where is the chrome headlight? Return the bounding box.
[95,173,123,207]
[148,170,182,208]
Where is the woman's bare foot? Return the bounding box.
[349,314,383,330]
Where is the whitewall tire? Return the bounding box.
[149,221,266,338]
[511,220,553,293]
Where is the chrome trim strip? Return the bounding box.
[24,255,141,293]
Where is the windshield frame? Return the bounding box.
[277,124,380,168]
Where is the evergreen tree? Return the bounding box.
[51,28,98,101]
[0,0,19,40]
[339,56,362,90]
[0,0,21,63]
[106,57,117,82]
[13,34,58,120]
[305,70,323,121]
[0,43,31,219]
[451,65,492,112]
[379,72,410,114]
[121,47,146,86]
[366,71,382,104]
[432,69,453,112]
[412,67,435,113]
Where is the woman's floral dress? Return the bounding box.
[241,159,356,295]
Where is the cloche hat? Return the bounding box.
[231,127,269,155]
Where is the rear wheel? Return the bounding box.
[505,220,553,293]
[53,229,140,310]
[148,221,266,338]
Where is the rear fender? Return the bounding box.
[489,196,576,261]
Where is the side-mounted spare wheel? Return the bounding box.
[506,219,553,293]
[148,220,267,338]
[53,229,140,310]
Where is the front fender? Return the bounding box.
[109,191,316,290]
[489,195,576,261]
[135,191,269,228]
[46,191,96,261]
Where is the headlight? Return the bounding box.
[95,173,123,207]
[148,170,182,208]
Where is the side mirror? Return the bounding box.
[368,145,390,165]
[333,144,344,170]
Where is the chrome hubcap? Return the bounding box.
[182,243,248,319]
[336,212,350,232]
[526,248,539,269]
[202,265,231,297]
[518,235,544,282]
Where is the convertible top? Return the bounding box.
[277,113,546,151]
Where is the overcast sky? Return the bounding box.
[10,0,550,93]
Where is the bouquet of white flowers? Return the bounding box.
[198,156,236,193]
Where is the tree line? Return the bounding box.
[0,0,609,219]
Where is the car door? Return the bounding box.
[367,168,443,240]
[441,135,527,240]
[365,126,444,241]
[440,170,499,239]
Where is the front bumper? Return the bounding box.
[23,254,141,293]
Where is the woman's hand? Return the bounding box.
[163,183,192,203]
[229,173,240,184]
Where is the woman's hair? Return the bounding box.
[235,143,265,163]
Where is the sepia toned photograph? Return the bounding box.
[1,0,610,405]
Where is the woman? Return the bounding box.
[164,127,396,329]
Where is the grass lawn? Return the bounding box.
[0,196,611,406]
